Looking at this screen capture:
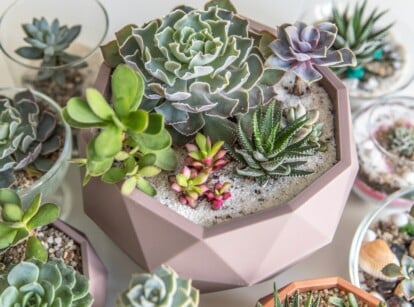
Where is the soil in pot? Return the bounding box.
[291,288,369,307]
[151,74,338,227]
[0,225,82,273]
[358,210,414,305]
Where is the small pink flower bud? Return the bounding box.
[171,183,182,193]
[181,166,191,178]
[185,144,198,153]
[216,149,227,160]
[203,157,213,166]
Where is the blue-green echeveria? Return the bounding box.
[117,265,199,307]
[0,259,93,307]
[101,0,279,144]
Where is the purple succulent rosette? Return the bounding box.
[266,22,356,83]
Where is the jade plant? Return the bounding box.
[330,0,394,79]
[63,64,178,196]
[16,17,85,84]
[0,90,64,188]
[266,21,356,95]
[229,100,322,186]
[117,265,199,307]
[0,259,93,306]
[0,189,60,262]
[101,0,281,144]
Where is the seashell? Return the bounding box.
[369,291,385,302]
[363,229,377,242]
[359,239,400,281]
[389,212,409,228]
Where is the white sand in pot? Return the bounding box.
[150,78,338,227]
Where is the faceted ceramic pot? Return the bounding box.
[52,220,108,307]
[257,277,381,307]
[77,20,358,292]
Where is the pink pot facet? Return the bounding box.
[77,21,358,292]
[52,220,108,306]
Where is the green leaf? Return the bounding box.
[86,88,115,121]
[133,129,172,152]
[137,154,157,168]
[25,236,48,263]
[121,177,137,195]
[62,108,105,129]
[136,177,156,196]
[382,263,402,278]
[94,125,123,158]
[123,110,148,133]
[101,167,126,184]
[0,224,17,249]
[139,166,161,177]
[145,113,164,135]
[152,148,178,171]
[0,189,20,206]
[112,64,143,118]
[65,97,104,126]
[27,203,60,230]
[15,47,43,60]
[204,0,237,13]
[22,193,41,223]
[195,133,207,152]
[2,203,24,222]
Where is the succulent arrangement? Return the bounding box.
[0,90,65,189]
[330,0,394,80]
[0,259,93,307]
[266,21,355,95]
[16,17,85,84]
[101,0,281,145]
[117,265,199,307]
[377,122,414,160]
[63,64,177,196]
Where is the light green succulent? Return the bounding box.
[0,189,59,262]
[16,17,85,83]
[330,0,393,77]
[62,64,177,196]
[0,90,64,188]
[117,265,199,307]
[0,259,93,307]
[256,283,321,307]
[383,123,414,160]
[101,0,280,145]
[229,100,321,186]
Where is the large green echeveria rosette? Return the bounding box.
[101,0,280,145]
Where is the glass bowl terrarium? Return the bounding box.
[301,0,414,110]
[353,97,414,205]
[0,0,108,106]
[350,187,414,306]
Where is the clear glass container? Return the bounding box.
[353,97,414,205]
[0,87,72,213]
[0,0,108,106]
[349,187,414,304]
[300,0,414,112]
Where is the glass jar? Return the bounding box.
[349,187,414,305]
[0,87,72,212]
[0,0,108,106]
[300,0,414,111]
[353,97,414,205]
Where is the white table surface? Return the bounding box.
[1,0,414,306]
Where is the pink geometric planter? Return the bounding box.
[52,220,108,307]
[78,21,358,293]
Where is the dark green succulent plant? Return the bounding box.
[229,100,322,186]
[0,90,65,188]
[0,259,93,307]
[62,64,178,196]
[330,0,393,77]
[101,0,280,145]
[0,188,60,262]
[15,17,86,84]
[117,265,199,307]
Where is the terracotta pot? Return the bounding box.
[52,220,108,307]
[257,277,381,306]
[78,20,358,292]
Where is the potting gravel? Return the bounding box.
[291,288,368,307]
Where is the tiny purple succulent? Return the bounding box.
[266,22,356,83]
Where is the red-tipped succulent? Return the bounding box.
[170,166,209,208]
[205,182,232,210]
[185,133,228,172]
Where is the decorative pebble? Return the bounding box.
[389,213,409,228]
[361,77,379,91]
[363,229,377,242]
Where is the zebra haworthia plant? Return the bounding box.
[229,100,322,186]
[117,265,199,307]
[101,0,281,145]
[15,17,86,84]
[0,90,64,188]
[62,64,178,196]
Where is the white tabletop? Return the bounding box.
[1,0,414,306]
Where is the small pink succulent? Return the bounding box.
[205,182,232,210]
